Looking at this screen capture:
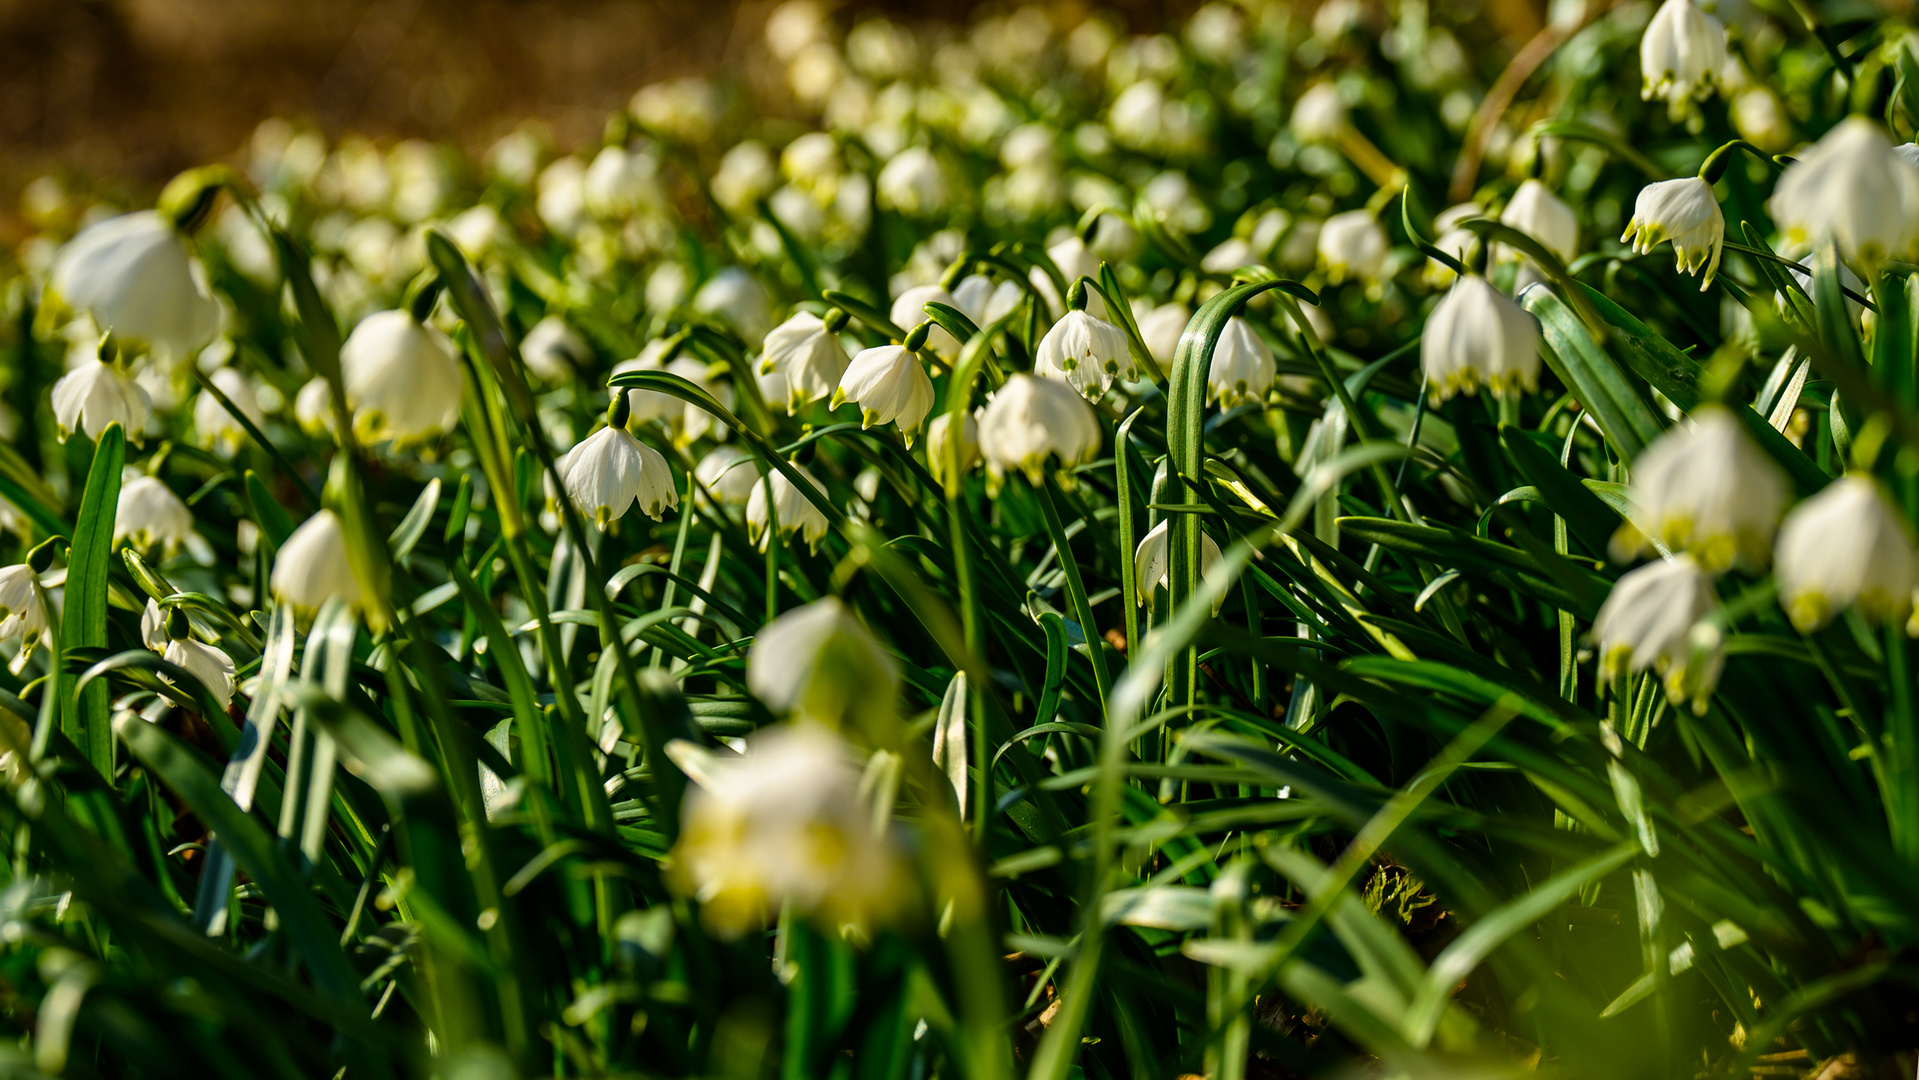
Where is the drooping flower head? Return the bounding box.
[340,310,465,447]
[1621,177,1724,288]
[1592,555,1723,711]
[50,211,222,360]
[1639,0,1727,106]
[51,361,151,444]
[1612,407,1787,572]
[1206,317,1277,409]
[1035,310,1133,400]
[759,311,850,413]
[1422,275,1541,401]
[1770,118,1919,269]
[746,462,832,552]
[270,509,364,613]
[977,374,1103,490]
[833,345,934,441]
[1773,475,1917,633]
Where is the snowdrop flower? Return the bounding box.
[977,374,1102,489]
[1769,118,1919,268]
[555,422,680,528]
[1035,310,1133,400]
[116,476,209,561]
[1291,83,1346,142]
[1622,177,1724,288]
[926,411,980,488]
[0,565,49,674]
[1207,317,1276,409]
[1422,275,1541,400]
[832,346,934,441]
[1592,555,1723,710]
[1499,179,1578,268]
[339,310,464,447]
[671,722,904,936]
[876,146,949,216]
[1317,210,1389,284]
[891,284,963,355]
[51,360,151,443]
[1612,406,1787,572]
[193,368,266,455]
[695,445,761,504]
[759,312,851,411]
[1134,519,1224,611]
[1773,475,1916,633]
[270,509,363,612]
[952,274,1024,327]
[747,597,899,724]
[694,268,773,343]
[50,211,222,359]
[746,462,831,552]
[1639,0,1726,105]
[1138,303,1191,368]
[294,376,334,436]
[521,316,591,382]
[141,601,236,712]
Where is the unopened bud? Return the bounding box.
[823,307,850,334]
[903,320,932,353]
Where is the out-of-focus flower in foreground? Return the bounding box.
[1612,407,1786,572]
[977,374,1102,489]
[270,509,363,613]
[747,597,899,727]
[340,310,464,448]
[1422,275,1540,401]
[1592,555,1723,711]
[50,211,222,360]
[1774,475,1916,633]
[1769,117,1919,269]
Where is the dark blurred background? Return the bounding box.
[0,0,1208,240]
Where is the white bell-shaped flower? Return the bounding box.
[1424,203,1484,287]
[50,211,222,360]
[1499,179,1579,267]
[1592,555,1723,710]
[51,361,152,443]
[876,146,949,217]
[1138,303,1191,368]
[294,376,334,436]
[115,476,209,561]
[1422,275,1541,401]
[977,373,1102,489]
[952,274,1024,328]
[926,411,981,488]
[1207,317,1276,409]
[1613,406,1787,572]
[193,367,266,455]
[671,722,904,936]
[712,140,777,212]
[0,565,50,673]
[695,445,762,505]
[832,345,934,442]
[1035,310,1133,400]
[521,315,591,382]
[556,426,680,527]
[890,284,962,354]
[1639,0,1726,104]
[1621,177,1724,288]
[1773,475,1917,633]
[1291,83,1346,142]
[1134,518,1224,611]
[747,597,900,722]
[270,509,364,612]
[1770,118,1919,269]
[759,311,850,412]
[1317,210,1389,284]
[340,310,464,447]
[582,145,660,218]
[746,462,831,552]
[694,268,774,343]
[141,601,236,712]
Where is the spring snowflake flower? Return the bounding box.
[141,601,236,712]
[926,412,980,487]
[1499,179,1578,268]
[746,462,831,552]
[294,376,334,436]
[876,146,949,216]
[115,476,210,562]
[890,284,963,354]
[555,426,680,527]
[1773,475,1917,633]
[193,367,266,455]
[977,374,1102,489]
[1134,519,1223,610]
[1621,177,1724,288]
[1207,317,1276,409]
[521,315,591,382]
[1291,83,1346,142]
[695,446,762,505]
[1421,275,1541,401]
[1593,555,1724,711]
[952,274,1024,328]
[747,597,900,724]
[1769,118,1919,269]
[1036,310,1133,400]
[1612,406,1787,572]
[50,211,222,360]
[671,722,904,936]
[759,312,850,412]
[1639,0,1726,105]
[0,565,49,674]
[694,268,773,343]
[340,310,464,447]
[582,145,659,218]
[712,141,778,212]
[51,360,151,443]
[833,345,934,441]
[270,509,363,613]
[1137,303,1191,368]
[1317,210,1389,284]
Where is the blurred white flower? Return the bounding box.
[1731,89,1790,153]
[671,722,904,936]
[116,476,209,562]
[1770,118,1919,269]
[1622,177,1724,288]
[760,312,851,412]
[1033,236,1108,320]
[1424,202,1484,287]
[340,310,464,447]
[583,145,659,218]
[51,361,151,443]
[1774,475,1916,633]
[1613,406,1787,572]
[521,316,590,382]
[536,157,587,237]
[694,268,773,343]
[713,141,778,212]
[444,203,505,258]
[1317,210,1389,284]
[1593,555,1723,710]
[767,1,831,61]
[877,146,950,217]
[746,462,832,551]
[1639,0,1726,105]
[1422,276,1541,401]
[631,78,720,144]
[926,411,980,487]
[1134,518,1223,610]
[1138,303,1190,368]
[952,274,1024,327]
[977,373,1102,488]
[193,368,266,455]
[1291,83,1346,142]
[51,211,222,360]
[833,345,934,440]
[0,565,49,674]
[1036,310,1133,400]
[295,376,334,436]
[891,284,962,354]
[141,600,236,711]
[1207,317,1276,409]
[271,510,363,612]
[748,597,899,722]
[1499,179,1578,268]
[695,445,761,504]
[555,426,679,527]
